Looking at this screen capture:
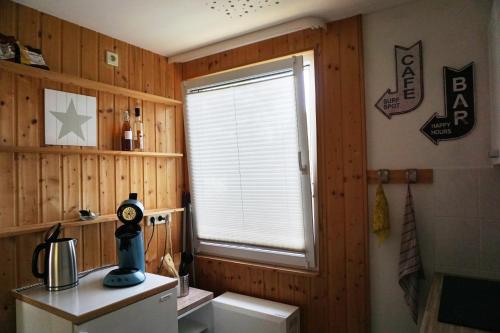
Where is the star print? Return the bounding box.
[50,99,92,140]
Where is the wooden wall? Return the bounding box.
[0,1,184,331]
[182,17,369,333]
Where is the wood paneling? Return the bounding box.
[182,16,368,333]
[0,237,16,333]
[40,14,61,73]
[0,1,183,331]
[40,153,62,223]
[0,153,16,228]
[81,28,98,82]
[0,70,15,146]
[16,5,40,48]
[128,45,143,92]
[142,50,155,94]
[114,40,129,89]
[61,21,81,77]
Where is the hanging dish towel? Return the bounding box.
[372,183,390,244]
[399,184,424,324]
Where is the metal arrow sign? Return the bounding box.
[375,41,424,119]
[420,62,475,145]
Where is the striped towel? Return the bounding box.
[398,184,424,324]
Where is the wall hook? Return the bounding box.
[406,169,418,184]
[377,169,390,184]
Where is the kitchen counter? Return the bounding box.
[420,274,489,333]
[12,266,177,325]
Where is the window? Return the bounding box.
[184,52,317,269]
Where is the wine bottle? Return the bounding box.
[121,111,133,151]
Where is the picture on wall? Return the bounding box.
[44,89,97,147]
[375,40,424,119]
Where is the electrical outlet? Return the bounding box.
[146,213,170,226]
[106,51,119,67]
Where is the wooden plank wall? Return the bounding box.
[182,17,369,333]
[0,1,184,331]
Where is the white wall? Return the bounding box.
[363,0,497,332]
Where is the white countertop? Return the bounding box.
[13,266,177,324]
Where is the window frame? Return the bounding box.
[183,51,318,270]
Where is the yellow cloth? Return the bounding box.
[373,183,390,244]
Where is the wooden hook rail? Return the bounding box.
[367,169,433,184]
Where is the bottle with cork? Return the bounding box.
[121,110,133,151]
[133,106,144,151]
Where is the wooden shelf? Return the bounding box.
[178,319,208,333]
[0,60,182,106]
[0,146,183,158]
[0,207,184,238]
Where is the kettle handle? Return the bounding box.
[32,243,46,279]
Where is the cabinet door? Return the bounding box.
[74,289,178,333]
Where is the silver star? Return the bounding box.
[50,99,92,141]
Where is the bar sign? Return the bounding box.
[420,63,475,145]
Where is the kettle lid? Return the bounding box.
[45,223,62,242]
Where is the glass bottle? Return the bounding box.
[133,107,144,151]
[121,110,133,151]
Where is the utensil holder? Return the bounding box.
[177,274,189,298]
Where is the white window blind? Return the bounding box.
[184,56,315,268]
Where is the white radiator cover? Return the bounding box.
[212,292,300,333]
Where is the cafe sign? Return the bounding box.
[375,41,424,119]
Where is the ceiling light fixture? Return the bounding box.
[169,16,326,63]
[205,0,281,18]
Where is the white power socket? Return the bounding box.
[146,213,170,226]
[106,50,119,67]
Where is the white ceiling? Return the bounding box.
[15,0,414,57]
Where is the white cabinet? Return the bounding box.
[76,289,178,333]
[490,0,500,163]
[14,267,179,333]
[17,289,178,333]
[178,292,300,333]
[211,292,299,333]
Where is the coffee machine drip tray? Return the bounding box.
[103,268,146,288]
[111,268,139,275]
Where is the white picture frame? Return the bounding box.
[44,89,97,147]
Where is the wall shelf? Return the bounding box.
[0,208,184,239]
[0,146,183,158]
[0,60,182,106]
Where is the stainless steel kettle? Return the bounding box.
[32,224,79,291]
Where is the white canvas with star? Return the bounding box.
[44,89,97,147]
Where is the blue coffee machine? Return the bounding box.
[103,193,146,287]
